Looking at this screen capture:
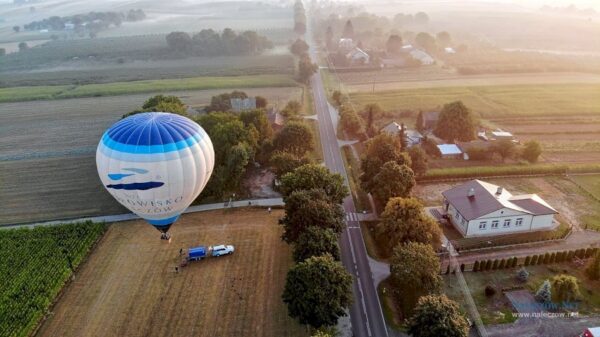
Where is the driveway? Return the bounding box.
[486,315,600,337]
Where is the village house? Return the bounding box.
[230,97,256,112]
[442,180,558,237]
[380,122,423,147]
[267,107,286,131]
[437,144,463,159]
[346,47,370,65]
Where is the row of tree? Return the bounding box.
[22,9,145,33]
[293,0,306,36]
[165,29,273,56]
[278,164,354,331]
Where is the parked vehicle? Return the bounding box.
[188,246,207,261]
[582,327,600,337]
[211,244,235,257]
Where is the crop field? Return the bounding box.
[1,55,295,87]
[0,222,106,337]
[35,209,307,337]
[413,176,600,231]
[348,84,600,118]
[0,74,297,103]
[0,86,301,225]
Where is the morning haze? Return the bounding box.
[1,1,599,337]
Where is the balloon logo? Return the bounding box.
[96,112,215,239]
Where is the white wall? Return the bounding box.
[531,214,555,230]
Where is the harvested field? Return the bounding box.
[0,87,301,225]
[36,209,307,337]
[349,84,600,118]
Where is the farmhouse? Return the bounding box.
[409,49,434,65]
[442,180,558,238]
[338,38,355,52]
[230,97,256,112]
[267,107,286,131]
[346,47,370,65]
[380,122,423,146]
[491,129,514,140]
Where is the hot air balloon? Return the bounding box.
[96,112,214,240]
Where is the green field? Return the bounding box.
[0,74,297,103]
[349,84,600,117]
[0,222,106,337]
[571,174,600,199]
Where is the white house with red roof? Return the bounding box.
[442,180,558,237]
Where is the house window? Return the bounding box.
[516,218,523,226]
[492,220,499,229]
[479,221,487,230]
[504,219,511,227]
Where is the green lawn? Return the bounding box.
[350,84,600,118]
[571,174,600,199]
[0,74,297,103]
[444,263,600,325]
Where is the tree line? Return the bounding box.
[165,29,273,56]
[21,9,145,37]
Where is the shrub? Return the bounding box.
[549,252,556,264]
[460,264,465,272]
[485,260,492,271]
[485,285,496,297]
[517,267,529,282]
[492,259,499,270]
[473,261,479,272]
[524,256,531,266]
[498,259,506,269]
[531,255,538,265]
[543,253,550,264]
[535,280,552,303]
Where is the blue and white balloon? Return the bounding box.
[96,112,214,237]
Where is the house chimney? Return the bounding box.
[496,186,503,195]
[467,188,475,198]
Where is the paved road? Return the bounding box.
[0,198,284,230]
[307,35,389,337]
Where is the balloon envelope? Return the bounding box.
[96,112,214,233]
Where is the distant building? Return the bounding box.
[267,108,286,131]
[422,111,440,129]
[409,49,434,65]
[230,97,256,112]
[437,144,463,159]
[346,47,370,65]
[380,122,423,147]
[457,140,493,156]
[338,38,354,52]
[442,180,558,237]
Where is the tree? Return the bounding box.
[282,255,353,328]
[332,91,343,106]
[269,151,311,178]
[279,164,348,204]
[298,55,318,83]
[240,109,273,145]
[166,31,193,53]
[586,251,600,280]
[517,267,529,282]
[13,25,20,33]
[416,110,424,132]
[522,140,542,163]
[255,96,267,108]
[342,20,354,39]
[473,261,480,272]
[407,294,468,337]
[436,31,451,47]
[360,133,411,194]
[363,103,382,136]
[390,242,442,315]
[280,189,345,242]
[18,42,28,51]
[371,162,415,204]
[552,274,581,302]
[433,101,477,142]
[408,146,428,177]
[290,38,309,56]
[535,279,552,303]
[414,12,430,25]
[386,34,403,55]
[415,32,436,52]
[492,139,516,162]
[339,107,365,138]
[325,26,334,50]
[281,100,302,117]
[293,226,341,262]
[273,121,314,157]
